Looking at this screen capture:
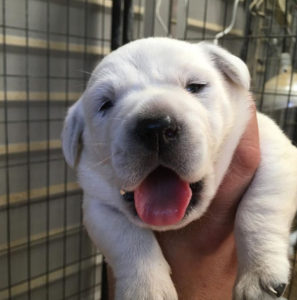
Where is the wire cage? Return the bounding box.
[0,0,297,300]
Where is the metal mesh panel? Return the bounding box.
[1,0,297,299]
[0,0,107,299]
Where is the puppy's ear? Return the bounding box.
[61,98,85,168]
[199,42,250,90]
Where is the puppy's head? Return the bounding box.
[62,38,250,231]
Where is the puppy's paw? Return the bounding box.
[115,272,178,300]
[233,263,289,300]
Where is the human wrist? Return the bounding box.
[158,231,237,300]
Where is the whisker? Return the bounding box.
[79,69,93,76]
[93,153,114,166]
[202,209,215,219]
[79,69,103,81]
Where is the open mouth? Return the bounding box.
[121,166,203,227]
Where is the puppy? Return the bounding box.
[62,38,297,300]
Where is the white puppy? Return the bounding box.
[62,38,297,300]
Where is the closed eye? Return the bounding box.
[186,83,207,94]
[99,99,114,115]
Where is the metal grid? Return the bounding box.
[1,0,297,300]
[0,0,106,299]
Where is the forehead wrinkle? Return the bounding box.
[93,43,212,94]
[99,59,161,93]
[128,56,185,87]
[87,81,114,104]
[94,72,149,102]
[120,46,180,80]
[124,49,149,73]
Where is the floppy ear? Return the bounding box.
[199,42,250,90]
[61,98,85,168]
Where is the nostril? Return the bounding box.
[164,127,178,139]
[135,116,179,151]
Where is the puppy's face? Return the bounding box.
[62,38,250,231]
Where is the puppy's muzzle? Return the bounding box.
[136,116,179,152]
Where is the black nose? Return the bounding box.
[136,116,179,151]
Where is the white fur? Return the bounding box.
[62,38,297,300]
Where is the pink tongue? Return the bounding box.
[134,167,192,226]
